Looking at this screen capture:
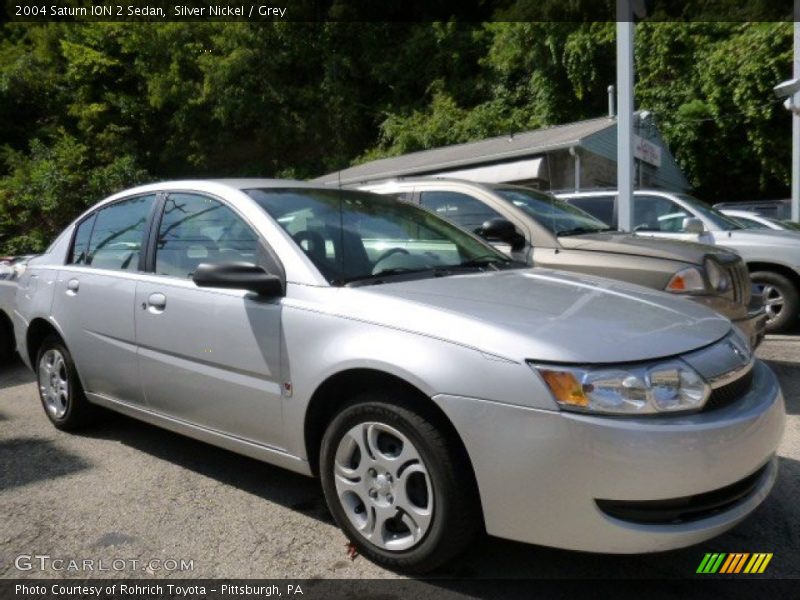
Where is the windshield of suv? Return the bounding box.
[245,188,519,285]
[493,187,613,236]
[675,193,742,231]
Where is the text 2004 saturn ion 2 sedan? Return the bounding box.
[15,180,785,573]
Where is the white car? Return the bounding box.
[720,209,800,232]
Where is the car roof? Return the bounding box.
[719,209,762,217]
[96,178,352,206]
[557,189,676,197]
[361,177,558,196]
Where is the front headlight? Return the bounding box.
[704,258,730,292]
[665,266,706,293]
[534,360,710,415]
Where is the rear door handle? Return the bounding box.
[66,279,79,295]
[144,292,167,312]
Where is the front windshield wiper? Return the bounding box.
[556,226,614,236]
[453,255,514,270]
[340,267,436,286]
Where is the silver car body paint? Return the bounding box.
[14,179,785,553]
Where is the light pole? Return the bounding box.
[617,0,635,232]
[793,12,799,223]
[774,16,800,222]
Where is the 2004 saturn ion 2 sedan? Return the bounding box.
[15,180,785,573]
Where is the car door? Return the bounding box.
[52,194,156,406]
[418,190,529,261]
[135,192,285,449]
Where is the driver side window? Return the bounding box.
[634,195,691,233]
[156,193,259,278]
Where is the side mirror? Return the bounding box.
[476,218,524,250]
[683,217,704,234]
[193,262,284,297]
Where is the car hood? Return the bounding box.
[329,269,730,364]
[557,232,737,264]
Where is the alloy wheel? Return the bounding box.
[333,421,433,551]
[758,283,785,324]
[38,349,69,419]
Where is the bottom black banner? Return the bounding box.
[0,579,797,600]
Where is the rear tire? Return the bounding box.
[319,393,481,574]
[35,335,95,430]
[751,271,799,333]
[0,315,14,364]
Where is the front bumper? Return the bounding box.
[690,291,766,349]
[732,290,767,349]
[434,360,784,553]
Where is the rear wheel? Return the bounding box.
[319,394,480,573]
[0,315,14,364]
[36,335,95,430]
[751,271,799,333]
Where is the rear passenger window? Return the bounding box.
[156,193,259,278]
[569,196,615,226]
[420,191,503,232]
[80,195,155,270]
[69,213,96,265]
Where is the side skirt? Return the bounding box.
[85,392,313,477]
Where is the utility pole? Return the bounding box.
[617,0,635,231]
[793,5,799,222]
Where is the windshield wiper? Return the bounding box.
[556,226,614,236]
[341,267,435,286]
[453,255,514,270]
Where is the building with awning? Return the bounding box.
[314,113,690,192]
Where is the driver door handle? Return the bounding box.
[144,292,167,312]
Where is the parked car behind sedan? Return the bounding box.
[16,180,785,573]
[361,179,764,348]
[0,254,35,363]
[720,209,800,232]
[714,199,791,220]
[559,189,800,333]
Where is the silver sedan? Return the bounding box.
[14,180,785,573]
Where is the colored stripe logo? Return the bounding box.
[697,553,773,574]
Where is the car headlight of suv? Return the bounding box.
[704,258,731,292]
[533,360,710,415]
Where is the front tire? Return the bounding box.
[319,394,481,574]
[751,271,799,333]
[36,335,95,430]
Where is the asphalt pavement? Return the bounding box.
[1,335,798,584]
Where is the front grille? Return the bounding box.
[596,464,768,525]
[703,366,754,412]
[726,261,751,305]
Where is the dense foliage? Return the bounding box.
[0,20,793,253]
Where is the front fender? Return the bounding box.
[280,304,558,459]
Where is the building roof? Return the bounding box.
[314,116,616,186]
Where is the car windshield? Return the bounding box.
[245,188,518,285]
[493,187,613,236]
[675,193,742,231]
[730,215,770,229]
